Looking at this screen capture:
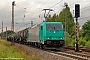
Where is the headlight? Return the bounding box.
[54,31,56,33]
[47,38,50,39]
[60,38,62,39]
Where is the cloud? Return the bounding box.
[0,0,90,32]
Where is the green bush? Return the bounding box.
[65,32,76,46]
[85,41,90,46]
[78,37,86,46]
[0,40,41,60]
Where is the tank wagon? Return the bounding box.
[14,28,28,43]
[14,22,65,49]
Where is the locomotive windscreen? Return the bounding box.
[46,24,62,30]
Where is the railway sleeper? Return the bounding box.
[56,52,88,60]
[64,51,90,58]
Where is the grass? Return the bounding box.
[0,39,41,60]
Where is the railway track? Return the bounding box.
[64,51,90,58]
[56,46,90,60]
[28,45,90,60]
[48,49,90,60]
[63,46,90,52]
[11,42,90,60]
[54,51,89,60]
[44,46,90,60]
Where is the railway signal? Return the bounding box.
[75,4,80,18]
[75,4,80,52]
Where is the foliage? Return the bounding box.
[0,39,41,60]
[78,37,86,46]
[65,32,75,46]
[85,41,90,46]
[47,7,75,36]
[58,7,75,36]
[46,13,58,22]
[46,7,90,47]
[82,20,90,41]
[0,30,15,38]
[46,7,76,46]
[0,40,23,58]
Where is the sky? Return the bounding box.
[0,0,90,32]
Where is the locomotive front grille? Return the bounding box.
[45,40,62,45]
[44,40,64,47]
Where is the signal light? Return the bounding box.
[75,4,80,18]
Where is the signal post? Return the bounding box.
[75,4,80,52]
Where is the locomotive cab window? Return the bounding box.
[41,26,43,30]
[46,24,62,30]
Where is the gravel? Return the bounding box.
[15,43,76,60]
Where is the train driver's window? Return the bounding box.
[41,26,43,30]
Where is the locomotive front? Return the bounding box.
[39,22,65,48]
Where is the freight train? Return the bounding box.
[8,22,65,49]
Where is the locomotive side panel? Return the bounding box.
[27,25,40,42]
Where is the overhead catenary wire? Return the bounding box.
[15,0,49,22]
[25,0,50,19]
[69,0,90,16]
[15,0,64,25]
[31,0,63,15]
[76,5,90,19]
[14,0,90,30]
[79,16,90,20]
[15,0,49,13]
[39,0,63,18]
[49,0,63,8]
[81,6,90,13]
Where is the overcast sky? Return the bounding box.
[0,0,90,32]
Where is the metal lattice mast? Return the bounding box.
[12,1,15,32]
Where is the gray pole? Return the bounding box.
[6,27,7,40]
[0,28,1,38]
[23,8,26,26]
[31,21,33,27]
[1,21,3,39]
[66,7,68,33]
[64,2,68,45]
[12,1,15,32]
[44,10,46,21]
[66,4,68,32]
[12,1,15,45]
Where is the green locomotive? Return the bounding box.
[14,22,65,49]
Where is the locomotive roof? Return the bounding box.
[40,22,62,25]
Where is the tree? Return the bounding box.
[58,7,75,36]
[82,20,90,41]
[0,30,15,38]
[46,7,76,46]
[47,7,75,36]
[46,13,58,22]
